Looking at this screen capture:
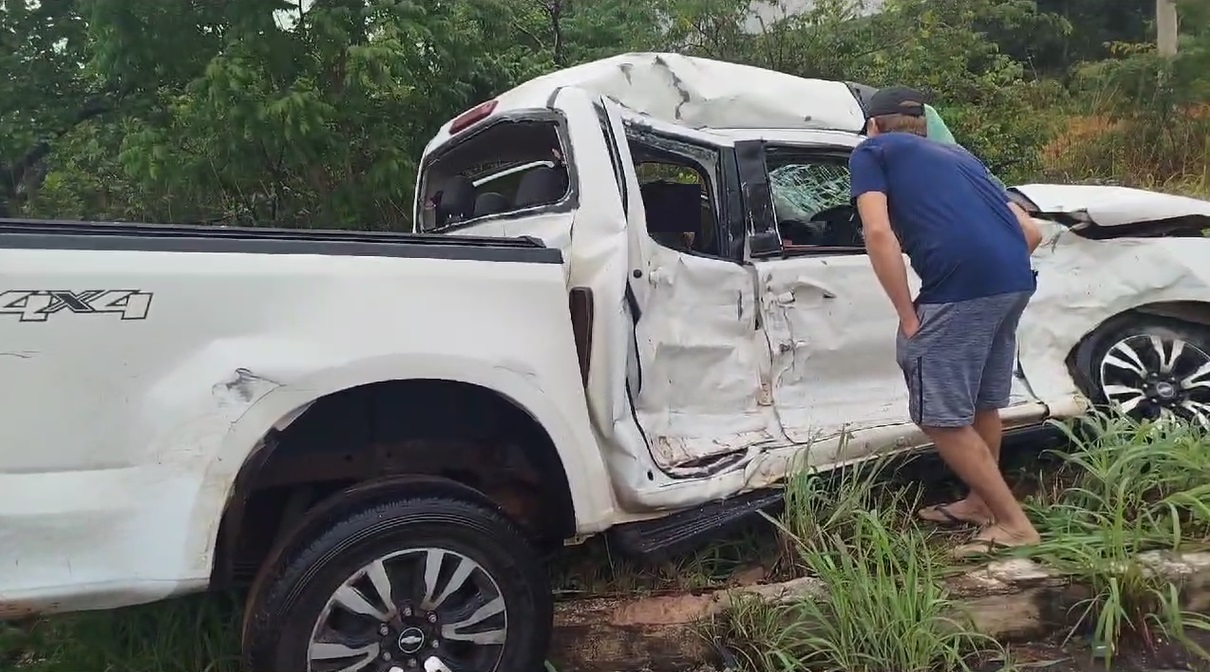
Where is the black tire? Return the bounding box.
[1074,314,1210,425]
[242,496,552,672]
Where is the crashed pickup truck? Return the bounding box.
[4,52,1210,672]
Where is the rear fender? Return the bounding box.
[190,352,614,578]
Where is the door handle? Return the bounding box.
[791,276,838,299]
[769,287,835,302]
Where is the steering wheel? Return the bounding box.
[809,204,863,246]
[812,203,857,225]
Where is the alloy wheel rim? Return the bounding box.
[1098,333,1210,428]
[307,547,507,672]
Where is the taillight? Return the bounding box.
[449,100,498,134]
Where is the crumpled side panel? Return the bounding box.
[632,244,782,472]
[1017,223,1210,403]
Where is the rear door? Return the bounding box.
[567,93,775,484]
[603,106,780,476]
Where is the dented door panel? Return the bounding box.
[748,138,1042,456]
[757,253,1042,452]
[756,254,916,447]
[632,246,778,472]
[609,110,785,474]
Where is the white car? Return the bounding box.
[420,51,1210,458]
[2,52,1208,672]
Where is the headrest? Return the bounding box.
[434,175,476,226]
[474,192,510,217]
[641,181,702,234]
[514,166,569,209]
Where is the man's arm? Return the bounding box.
[1007,201,1043,253]
[858,193,917,327]
[850,144,917,329]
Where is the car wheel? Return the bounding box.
[242,496,552,672]
[1082,317,1210,428]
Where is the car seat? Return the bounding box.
[641,180,703,252]
[514,166,569,209]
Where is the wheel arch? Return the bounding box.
[202,355,613,588]
[1066,300,1210,400]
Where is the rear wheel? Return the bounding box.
[242,496,552,672]
[1080,317,1210,427]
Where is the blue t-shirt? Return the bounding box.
[848,132,1036,305]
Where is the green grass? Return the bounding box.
[1,594,240,672]
[705,412,1210,672]
[708,453,1004,672]
[5,411,1210,672]
[1022,412,1210,664]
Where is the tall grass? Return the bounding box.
[713,412,1210,672]
[1026,412,1210,664]
[714,455,1003,672]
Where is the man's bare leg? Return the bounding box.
[924,424,1038,546]
[926,408,1001,522]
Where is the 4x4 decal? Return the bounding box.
[0,290,154,322]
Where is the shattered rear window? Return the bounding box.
[769,163,851,220]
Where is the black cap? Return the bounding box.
[865,85,926,119]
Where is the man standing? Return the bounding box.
[849,86,1045,557]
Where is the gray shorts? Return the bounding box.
[895,290,1034,428]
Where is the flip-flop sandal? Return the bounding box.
[917,503,990,527]
[950,537,1028,561]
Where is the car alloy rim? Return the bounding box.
[1099,333,1210,427]
[307,547,507,672]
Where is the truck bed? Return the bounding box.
[0,218,562,264]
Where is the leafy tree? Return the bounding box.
[5,0,1208,225]
[1,0,102,216]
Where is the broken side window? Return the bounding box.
[419,118,571,232]
[765,147,864,252]
[625,129,725,259]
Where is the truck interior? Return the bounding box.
[627,129,735,261]
[418,117,571,231]
[765,147,866,253]
[418,106,881,276]
[418,106,738,265]
[632,154,720,257]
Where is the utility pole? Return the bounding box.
[1157,0,1179,56]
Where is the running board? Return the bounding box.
[608,489,786,563]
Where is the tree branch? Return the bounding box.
[0,97,114,216]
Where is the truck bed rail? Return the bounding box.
[0,218,562,264]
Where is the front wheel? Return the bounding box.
[1081,317,1210,428]
[242,495,552,672]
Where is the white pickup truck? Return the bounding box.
[5,53,1210,672]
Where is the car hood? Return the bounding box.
[1010,184,1210,238]
[499,52,868,133]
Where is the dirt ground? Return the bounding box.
[619,630,1210,672]
[987,631,1210,672]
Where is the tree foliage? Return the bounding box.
[2,0,1207,226]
